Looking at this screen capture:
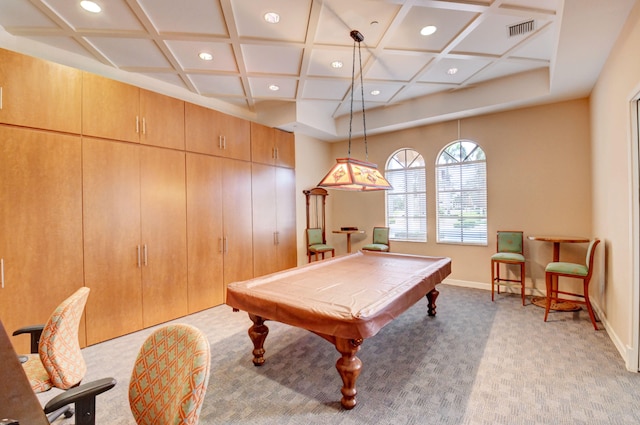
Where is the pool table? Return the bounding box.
[226,250,452,409]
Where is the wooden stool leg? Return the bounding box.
[544,272,552,322]
[583,279,598,330]
[520,262,525,306]
[491,260,495,301]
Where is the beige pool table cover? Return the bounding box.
[226,250,452,340]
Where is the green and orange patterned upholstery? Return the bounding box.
[362,227,390,252]
[21,287,90,393]
[129,324,211,425]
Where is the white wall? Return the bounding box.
[590,0,640,370]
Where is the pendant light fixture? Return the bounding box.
[317,30,392,191]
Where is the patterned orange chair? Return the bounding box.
[12,287,116,422]
[129,324,211,424]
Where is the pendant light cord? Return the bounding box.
[348,30,368,160]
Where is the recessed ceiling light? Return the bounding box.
[331,61,343,69]
[420,25,437,36]
[264,12,280,24]
[198,52,213,61]
[370,90,381,96]
[269,84,280,91]
[447,67,458,75]
[80,1,101,13]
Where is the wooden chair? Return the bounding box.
[307,227,335,262]
[491,231,526,305]
[362,227,390,252]
[304,187,335,262]
[544,239,600,330]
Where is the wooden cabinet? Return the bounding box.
[82,138,143,344]
[82,74,185,149]
[221,159,255,289]
[139,146,188,326]
[252,164,297,276]
[250,122,295,168]
[0,48,82,134]
[185,103,251,161]
[0,125,85,353]
[139,89,185,149]
[82,139,188,344]
[186,154,254,310]
[186,153,224,313]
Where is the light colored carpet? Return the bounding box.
[40,284,640,424]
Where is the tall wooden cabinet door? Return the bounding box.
[139,146,188,326]
[250,122,276,165]
[82,73,140,143]
[0,49,82,134]
[222,159,254,287]
[140,89,185,150]
[82,138,143,345]
[0,126,84,353]
[275,130,295,169]
[251,163,278,277]
[186,153,225,313]
[276,167,297,270]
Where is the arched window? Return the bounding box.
[385,148,426,242]
[436,140,487,245]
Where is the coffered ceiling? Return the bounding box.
[0,0,635,140]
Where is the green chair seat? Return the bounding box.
[309,244,333,252]
[491,252,525,262]
[545,261,588,276]
[361,243,389,251]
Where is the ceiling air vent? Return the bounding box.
[507,19,535,37]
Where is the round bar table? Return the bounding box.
[527,235,590,310]
[333,230,365,253]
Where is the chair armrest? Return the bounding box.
[44,377,117,417]
[12,324,45,353]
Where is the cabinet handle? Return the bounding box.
[0,87,3,110]
[142,117,146,135]
[222,136,227,150]
[136,116,140,134]
[223,236,228,254]
[219,237,223,253]
[1,258,4,288]
[273,232,277,245]
[144,244,148,266]
[137,245,141,268]
[218,136,223,150]
[275,147,279,159]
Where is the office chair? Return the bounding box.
[129,323,211,424]
[12,287,116,423]
[42,323,211,424]
[362,227,390,252]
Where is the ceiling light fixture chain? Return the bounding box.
[316,30,392,191]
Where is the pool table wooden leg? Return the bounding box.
[335,337,363,410]
[248,314,269,366]
[426,288,439,316]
